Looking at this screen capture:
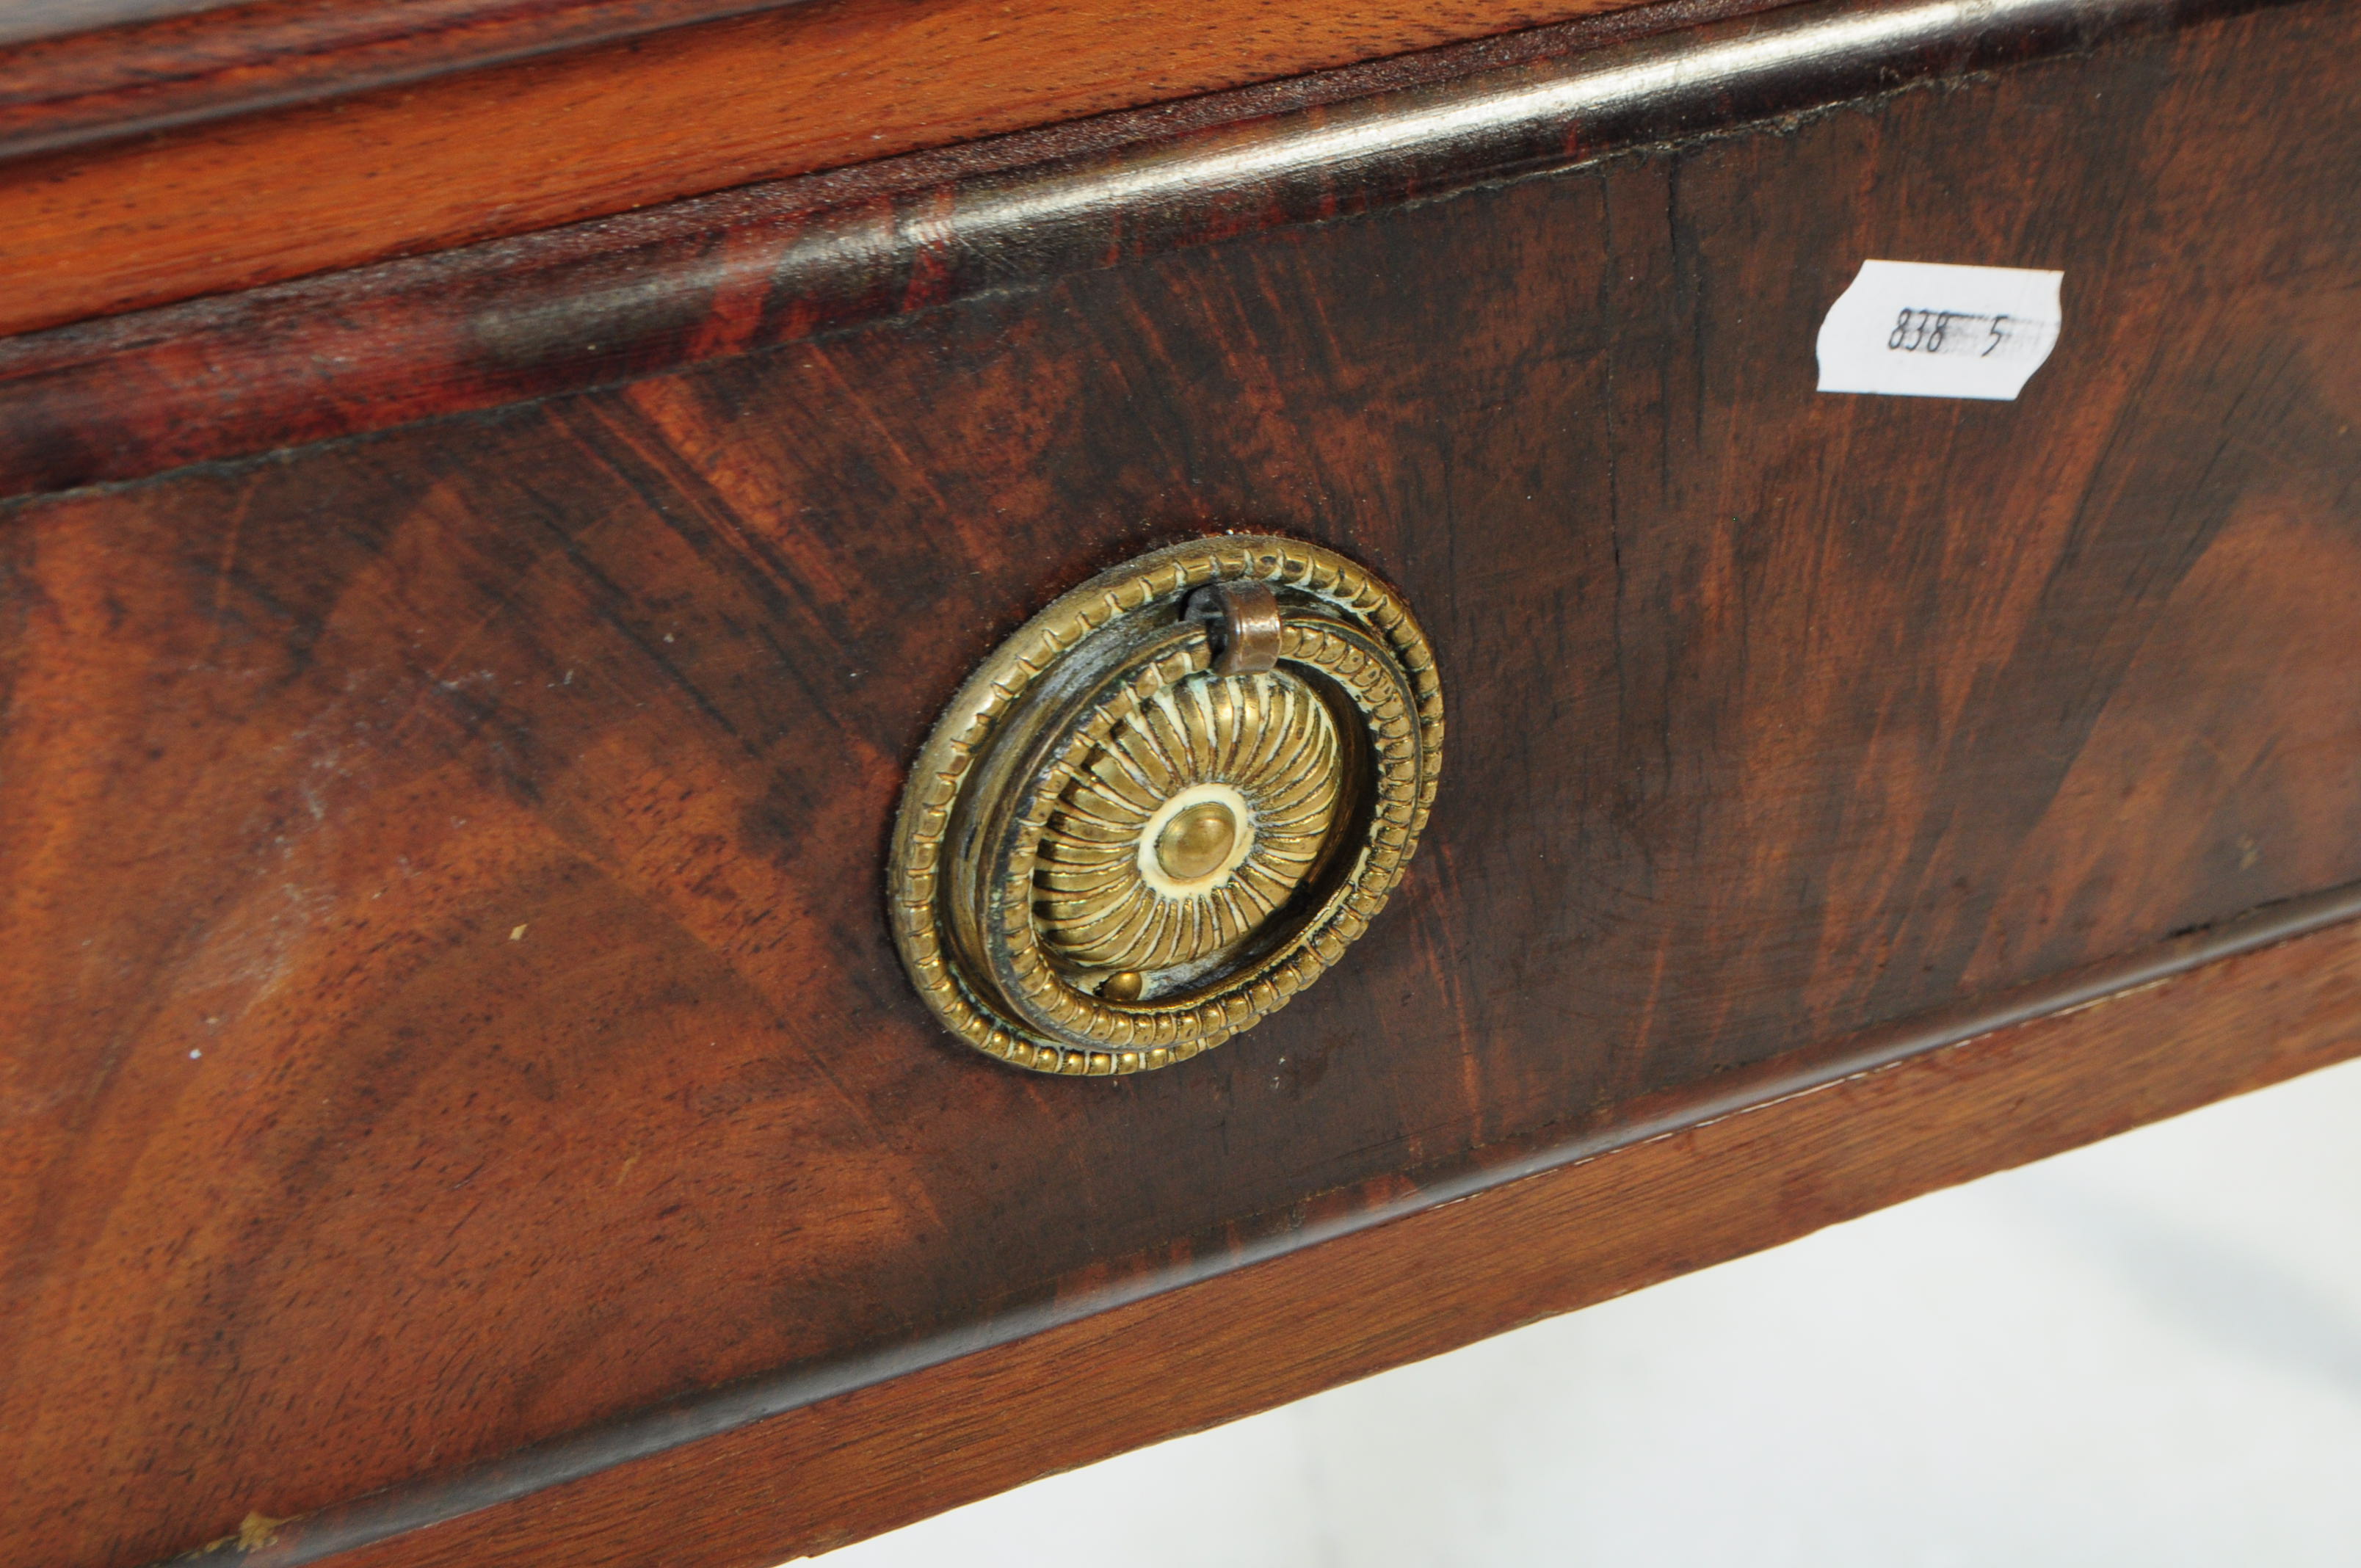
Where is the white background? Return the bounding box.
[819,1054,2361,1567]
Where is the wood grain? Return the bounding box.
[245,904,2361,1567]
[0,1,790,156]
[0,0,2280,501]
[2,1,2357,1564]
[0,0,1718,338]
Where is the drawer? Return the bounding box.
[2,0,2357,1563]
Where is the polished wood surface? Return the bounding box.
[281,899,2361,1567]
[1,0,2356,1564]
[0,0,2278,499]
[0,0,1720,337]
[1,0,790,155]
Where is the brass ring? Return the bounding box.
[888,534,1443,1075]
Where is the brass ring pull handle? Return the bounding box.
[888,535,1444,1075]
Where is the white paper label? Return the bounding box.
[1816,260,2062,401]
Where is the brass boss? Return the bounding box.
[1156,803,1236,882]
[887,536,1443,1075]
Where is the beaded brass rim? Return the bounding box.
[888,535,1443,1075]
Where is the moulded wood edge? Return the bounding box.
[208,886,2361,1568]
[0,0,1698,340]
[0,0,2292,501]
[0,1,795,156]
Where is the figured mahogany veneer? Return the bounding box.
[1,0,2358,1564]
[253,899,2361,1567]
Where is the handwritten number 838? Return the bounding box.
[1889,308,2011,357]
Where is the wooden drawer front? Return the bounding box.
[2,1,2357,1564]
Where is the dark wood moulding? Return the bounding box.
[0,0,1700,335]
[0,0,2289,501]
[174,888,2361,1566]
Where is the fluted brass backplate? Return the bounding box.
[888,535,1443,1075]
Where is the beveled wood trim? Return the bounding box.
[0,0,1724,340]
[200,886,2361,1566]
[0,0,2287,502]
[0,1,790,158]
